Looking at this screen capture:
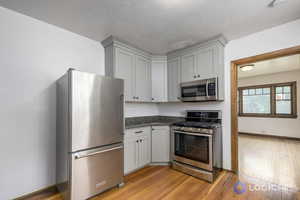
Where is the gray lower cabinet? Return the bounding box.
[151,126,170,163]
[124,127,151,174]
[167,57,181,102]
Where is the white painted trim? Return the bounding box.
[149,162,171,166]
[167,35,227,59]
[101,35,151,58]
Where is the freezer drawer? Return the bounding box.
[70,144,123,200]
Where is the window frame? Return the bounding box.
[238,81,297,118]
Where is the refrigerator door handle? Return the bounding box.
[74,146,123,160]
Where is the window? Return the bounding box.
[238,82,297,118]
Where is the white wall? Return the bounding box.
[0,7,105,200]
[238,70,300,138]
[125,103,159,117]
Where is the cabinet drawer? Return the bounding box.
[151,126,170,131]
[125,126,151,139]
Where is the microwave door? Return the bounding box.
[206,80,217,100]
[197,85,207,100]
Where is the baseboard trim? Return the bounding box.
[239,132,300,141]
[14,185,58,200]
[150,162,171,166]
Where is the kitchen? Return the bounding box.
[0,1,300,200]
[55,34,225,199]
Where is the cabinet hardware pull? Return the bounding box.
[136,140,139,143]
[135,131,143,134]
[193,75,196,78]
[140,139,142,142]
[197,74,200,78]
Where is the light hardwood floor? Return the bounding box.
[45,166,299,200]
[30,134,300,200]
[239,134,300,191]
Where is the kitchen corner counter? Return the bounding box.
[125,116,184,129]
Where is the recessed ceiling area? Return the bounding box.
[0,0,300,54]
[238,54,300,79]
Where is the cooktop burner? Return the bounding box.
[172,110,221,129]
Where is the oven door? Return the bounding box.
[171,130,213,171]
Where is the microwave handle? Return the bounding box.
[206,82,209,97]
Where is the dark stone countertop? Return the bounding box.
[125,116,184,129]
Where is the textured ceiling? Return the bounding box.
[238,54,300,78]
[0,0,300,54]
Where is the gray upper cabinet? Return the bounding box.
[151,56,167,102]
[102,35,226,102]
[115,47,135,101]
[168,36,226,101]
[181,53,196,82]
[195,47,214,80]
[180,46,215,82]
[102,36,152,102]
[167,57,181,102]
[135,55,151,102]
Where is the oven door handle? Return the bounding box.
[174,130,212,137]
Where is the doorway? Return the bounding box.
[231,45,300,174]
[231,46,300,198]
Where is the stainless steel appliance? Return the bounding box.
[171,110,222,183]
[56,69,124,200]
[180,77,218,102]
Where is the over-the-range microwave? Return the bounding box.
[180,77,218,102]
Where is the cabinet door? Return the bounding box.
[124,137,138,174]
[151,127,170,162]
[195,47,214,80]
[115,48,135,101]
[135,55,151,102]
[151,60,167,102]
[138,134,151,168]
[167,57,181,102]
[181,53,196,82]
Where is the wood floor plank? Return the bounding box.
[162,176,209,200]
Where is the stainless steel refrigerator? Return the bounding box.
[56,69,124,200]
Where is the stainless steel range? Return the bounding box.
[171,110,222,183]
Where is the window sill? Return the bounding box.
[238,114,298,119]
